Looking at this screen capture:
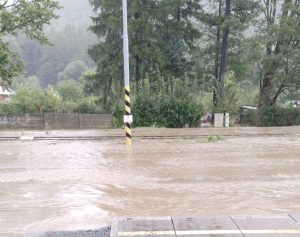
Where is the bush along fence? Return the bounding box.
[0,113,113,130]
[240,106,300,127]
[112,78,205,128]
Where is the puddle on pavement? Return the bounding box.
[0,136,300,236]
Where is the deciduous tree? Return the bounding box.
[0,0,60,84]
[257,0,300,107]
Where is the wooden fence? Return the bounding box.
[0,113,113,130]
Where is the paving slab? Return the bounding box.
[232,215,300,237]
[172,216,244,237]
[110,217,175,237]
[290,214,300,224]
[110,216,300,237]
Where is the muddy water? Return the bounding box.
[0,136,300,236]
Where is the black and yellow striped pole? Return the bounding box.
[122,0,132,145]
[124,86,132,145]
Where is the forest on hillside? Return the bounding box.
[8,0,95,88]
[1,0,300,127]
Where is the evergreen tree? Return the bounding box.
[196,0,258,111]
[87,0,203,111]
[88,0,124,110]
[157,0,202,77]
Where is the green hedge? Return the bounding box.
[0,103,26,114]
[158,99,204,128]
[112,77,204,128]
[259,107,300,126]
[0,101,101,114]
[133,99,158,127]
[113,99,204,128]
[240,109,259,126]
[241,106,300,127]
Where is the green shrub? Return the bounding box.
[132,99,158,127]
[185,100,204,127]
[11,84,45,113]
[158,99,204,128]
[240,109,259,126]
[78,101,99,114]
[111,77,204,128]
[259,106,300,127]
[159,99,187,128]
[0,103,26,114]
[240,106,300,127]
[207,135,224,142]
[114,98,204,128]
[112,102,124,128]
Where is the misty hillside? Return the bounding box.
[11,0,96,88]
[52,0,94,29]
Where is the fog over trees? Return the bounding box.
[2,0,300,127]
[7,0,95,88]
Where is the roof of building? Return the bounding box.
[240,105,257,110]
[0,85,14,96]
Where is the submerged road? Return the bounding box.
[1,127,300,140]
[0,128,299,236]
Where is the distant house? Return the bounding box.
[0,85,14,102]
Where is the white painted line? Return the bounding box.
[242,229,300,234]
[118,231,175,236]
[176,230,241,235]
[233,215,290,219]
[118,229,300,236]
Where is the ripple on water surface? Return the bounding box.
[0,137,299,236]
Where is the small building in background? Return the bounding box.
[293,99,300,108]
[0,85,14,102]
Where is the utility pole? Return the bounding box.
[122,0,133,145]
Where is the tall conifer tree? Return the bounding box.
[88,0,202,110]
[197,0,258,111]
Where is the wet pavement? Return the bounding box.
[111,215,300,237]
[0,128,300,236]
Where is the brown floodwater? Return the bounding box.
[0,135,300,236]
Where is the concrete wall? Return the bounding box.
[79,114,113,129]
[214,113,224,128]
[44,113,113,130]
[0,113,113,130]
[0,114,45,130]
[44,113,80,130]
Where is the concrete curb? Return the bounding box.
[40,226,111,237]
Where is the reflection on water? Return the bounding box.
[0,136,300,236]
